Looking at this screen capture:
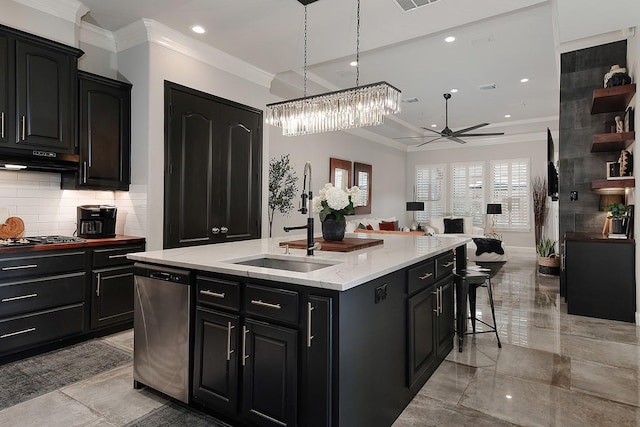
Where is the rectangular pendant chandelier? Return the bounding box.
[266,81,402,137]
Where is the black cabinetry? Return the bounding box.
[0,24,82,158]
[90,244,144,329]
[164,82,262,248]
[62,71,132,190]
[565,232,635,322]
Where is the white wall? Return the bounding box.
[268,129,406,238]
[405,139,547,248]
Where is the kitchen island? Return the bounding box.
[128,233,469,427]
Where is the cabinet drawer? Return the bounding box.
[93,245,145,268]
[0,251,86,280]
[245,284,298,325]
[0,272,85,318]
[196,276,240,311]
[408,260,436,294]
[436,252,455,279]
[0,303,85,356]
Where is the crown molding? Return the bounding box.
[557,29,628,54]
[79,21,116,52]
[13,0,88,25]
[114,19,273,88]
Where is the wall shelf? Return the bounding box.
[591,131,635,152]
[591,178,635,194]
[591,84,636,114]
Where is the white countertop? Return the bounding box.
[128,233,470,291]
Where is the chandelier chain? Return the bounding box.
[356,0,360,87]
[303,5,308,98]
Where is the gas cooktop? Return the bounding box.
[0,235,85,247]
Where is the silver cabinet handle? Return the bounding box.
[439,287,443,315]
[307,302,314,348]
[419,272,433,280]
[1,111,4,139]
[200,290,225,299]
[212,227,220,234]
[443,261,454,268]
[21,115,25,141]
[96,273,101,297]
[432,290,439,314]
[2,264,38,271]
[108,254,128,259]
[242,326,249,366]
[1,327,36,339]
[2,293,37,303]
[251,299,281,310]
[221,226,229,234]
[83,161,88,184]
[226,321,235,361]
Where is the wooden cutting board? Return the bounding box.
[279,237,383,252]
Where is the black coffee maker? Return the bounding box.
[77,205,117,238]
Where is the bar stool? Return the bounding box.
[454,270,501,351]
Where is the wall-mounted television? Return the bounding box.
[547,128,559,200]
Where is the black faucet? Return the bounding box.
[284,161,318,256]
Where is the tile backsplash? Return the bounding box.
[0,170,147,238]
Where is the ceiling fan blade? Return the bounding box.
[416,136,443,147]
[457,132,505,137]
[420,127,444,135]
[447,136,467,144]
[450,123,489,136]
[393,136,435,140]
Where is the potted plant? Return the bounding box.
[606,202,628,235]
[268,155,298,238]
[312,183,360,241]
[536,237,559,275]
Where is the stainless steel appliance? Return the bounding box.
[77,205,117,238]
[0,235,85,247]
[133,263,192,403]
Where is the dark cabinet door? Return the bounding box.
[242,319,297,427]
[63,71,131,190]
[407,285,437,392]
[303,296,333,427]
[14,39,76,152]
[90,265,134,329]
[436,279,454,358]
[0,33,10,144]
[164,82,262,249]
[193,307,240,415]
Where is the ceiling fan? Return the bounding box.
[396,93,504,147]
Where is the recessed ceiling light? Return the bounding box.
[504,114,511,118]
[350,61,358,67]
[445,36,456,43]
[506,395,513,399]
[191,25,206,34]
[520,78,529,83]
[450,89,458,93]
[431,124,437,128]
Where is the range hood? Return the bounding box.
[0,148,79,173]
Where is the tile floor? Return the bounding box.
[1,250,639,426]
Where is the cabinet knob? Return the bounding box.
[221,226,229,234]
[211,227,220,234]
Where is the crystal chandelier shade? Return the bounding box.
[266,0,401,137]
[266,81,401,137]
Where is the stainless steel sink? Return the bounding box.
[226,255,337,273]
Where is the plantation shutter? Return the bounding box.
[451,162,484,226]
[415,164,446,223]
[490,159,530,230]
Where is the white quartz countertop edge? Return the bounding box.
[128,233,471,292]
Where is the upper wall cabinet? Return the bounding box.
[62,71,132,191]
[0,24,83,158]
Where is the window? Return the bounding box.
[415,164,446,224]
[490,159,530,230]
[451,162,484,226]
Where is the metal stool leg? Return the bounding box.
[468,284,477,333]
[485,277,502,348]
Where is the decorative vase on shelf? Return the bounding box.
[321,214,346,241]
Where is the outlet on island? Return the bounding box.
[375,283,388,303]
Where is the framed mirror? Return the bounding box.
[329,158,352,191]
[354,162,372,214]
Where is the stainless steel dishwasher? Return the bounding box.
[133,263,192,403]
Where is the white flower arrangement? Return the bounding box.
[312,183,360,222]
